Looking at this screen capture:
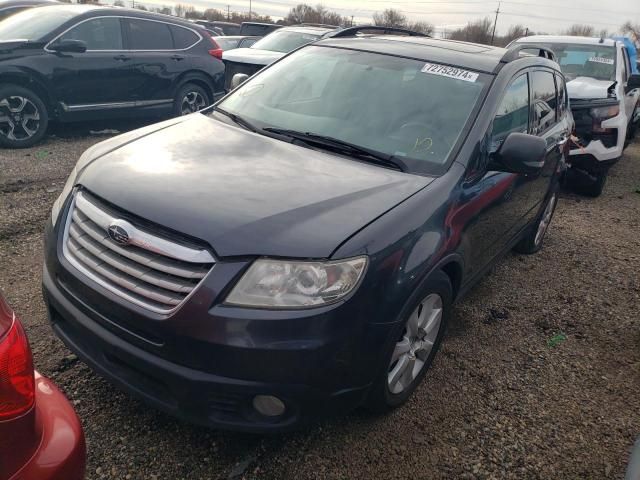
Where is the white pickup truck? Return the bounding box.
[511,36,640,196]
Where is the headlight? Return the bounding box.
[226,257,368,308]
[590,105,619,120]
[51,166,77,226]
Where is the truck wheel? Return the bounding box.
[576,170,607,198]
[364,270,451,413]
[174,83,210,117]
[514,190,558,254]
[0,85,48,149]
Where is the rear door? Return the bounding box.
[49,16,131,109]
[122,18,200,106]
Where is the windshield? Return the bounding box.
[250,30,321,53]
[0,6,78,42]
[522,42,616,81]
[216,37,240,50]
[217,46,488,175]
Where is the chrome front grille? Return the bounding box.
[62,190,215,313]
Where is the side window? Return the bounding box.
[127,19,173,50]
[531,70,557,133]
[555,74,568,117]
[59,17,123,50]
[490,73,529,152]
[169,25,198,50]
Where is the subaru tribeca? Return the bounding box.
[43,34,570,432]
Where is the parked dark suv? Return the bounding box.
[43,35,571,432]
[0,5,225,148]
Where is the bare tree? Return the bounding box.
[113,0,125,6]
[373,8,407,28]
[499,24,528,46]
[449,17,493,45]
[284,3,343,26]
[622,21,640,41]
[136,4,147,10]
[407,21,434,36]
[174,4,187,17]
[157,6,172,15]
[564,24,595,37]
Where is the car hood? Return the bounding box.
[567,76,617,100]
[222,47,284,66]
[76,114,433,259]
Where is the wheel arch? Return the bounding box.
[174,71,216,103]
[0,72,54,117]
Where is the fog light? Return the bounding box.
[252,395,286,417]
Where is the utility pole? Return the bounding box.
[350,15,354,27]
[524,27,529,36]
[249,0,251,20]
[491,1,501,45]
[227,4,230,20]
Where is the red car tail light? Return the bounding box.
[208,37,223,60]
[0,296,35,421]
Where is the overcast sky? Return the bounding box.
[143,0,639,36]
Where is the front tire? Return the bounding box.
[364,270,452,413]
[173,83,210,117]
[0,85,48,149]
[513,189,558,254]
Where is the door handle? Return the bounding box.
[113,54,131,61]
[171,55,185,61]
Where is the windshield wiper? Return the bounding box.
[214,107,258,132]
[263,128,406,172]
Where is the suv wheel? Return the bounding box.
[0,86,48,149]
[364,270,451,413]
[514,190,558,254]
[174,83,210,116]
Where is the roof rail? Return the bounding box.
[501,43,555,63]
[323,25,428,39]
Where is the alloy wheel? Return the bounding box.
[534,192,557,246]
[0,96,40,141]
[180,91,207,115]
[388,293,443,395]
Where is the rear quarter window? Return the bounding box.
[170,25,199,49]
[127,19,173,50]
[531,70,557,133]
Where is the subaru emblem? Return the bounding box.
[108,223,130,246]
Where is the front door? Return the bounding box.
[461,72,534,276]
[49,17,134,111]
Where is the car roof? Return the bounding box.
[0,0,58,6]
[45,5,206,29]
[316,35,509,73]
[513,35,616,47]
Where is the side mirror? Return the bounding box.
[230,73,249,90]
[49,39,87,54]
[491,132,546,175]
[627,73,640,92]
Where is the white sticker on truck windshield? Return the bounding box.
[421,63,479,82]
[588,57,614,65]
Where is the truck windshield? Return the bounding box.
[0,6,78,42]
[523,43,616,81]
[250,30,321,53]
[217,46,489,175]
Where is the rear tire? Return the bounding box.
[364,270,452,413]
[0,85,48,149]
[513,189,558,255]
[173,83,210,117]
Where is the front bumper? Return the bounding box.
[43,221,391,432]
[10,373,86,480]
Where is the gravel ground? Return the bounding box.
[0,122,639,480]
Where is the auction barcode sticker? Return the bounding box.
[588,57,614,65]
[421,63,479,82]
